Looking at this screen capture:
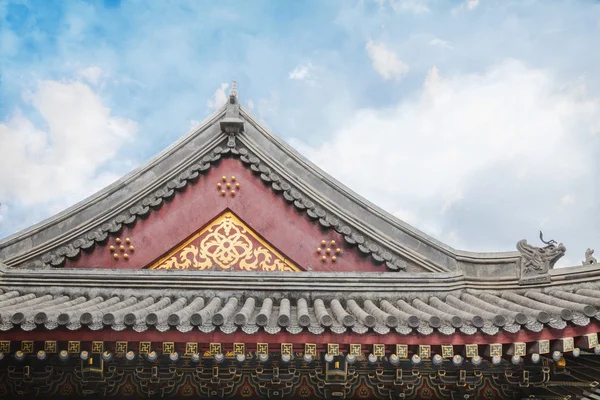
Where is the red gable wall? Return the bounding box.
[65,158,382,272]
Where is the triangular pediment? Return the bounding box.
[148,210,301,272]
[0,83,521,276]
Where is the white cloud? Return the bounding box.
[0,79,138,208]
[77,66,105,85]
[366,40,409,81]
[206,82,229,111]
[296,60,600,253]
[289,63,313,80]
[247,99,254,110]
[560,194,576,206]
[466,0,479,10]
[0,203,7,226]
[429,38,454,49]
[389,0,429,13]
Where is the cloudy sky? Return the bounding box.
[1,0,599,267]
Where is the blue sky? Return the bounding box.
[0,0,599,266]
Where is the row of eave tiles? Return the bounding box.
[0,288,599,336]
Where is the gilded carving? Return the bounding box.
[149,211,300,272]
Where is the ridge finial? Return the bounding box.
[229,80,238,104]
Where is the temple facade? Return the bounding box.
[0,82,599,399]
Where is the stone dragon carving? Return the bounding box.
[583,248,597,265]
[516,231,566,284]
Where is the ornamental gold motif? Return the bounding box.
[149,211,300,272]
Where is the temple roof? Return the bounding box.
[0,82,528,275]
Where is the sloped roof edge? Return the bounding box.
[0,94,527,273]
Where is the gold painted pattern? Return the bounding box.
[149,211,300,272]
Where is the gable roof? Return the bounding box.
[0,82,521,274]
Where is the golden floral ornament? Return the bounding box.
[149,211,300,272]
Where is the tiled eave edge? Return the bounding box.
[2,264,600,292]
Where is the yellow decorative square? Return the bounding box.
[327,344,339,356]
[92,341,104,354]
[68,341,80,354]
[465,344,478,358]
[514,342,526,357]
[257,343,268,356]
[419,345,431,359]
[116,341,128,354]
[537,340,550,355]
[585,333,598,349]
[163,342,175,354]
[281,343,292,356]
[305,343,316,357]
[185,342,198,355]
[233,343,245,356]
[349,344,361,357]
[210,343,222,355]
[373,344,385,357]
[561,337,574,352]
[139,341,151,355]
[0,341,10,353]
[441,345,453,358]
[21,341,34,353]
[396,344,408,358]
[489,343,502,357]
[44,341,57,353]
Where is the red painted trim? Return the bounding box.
[2,321,599,346]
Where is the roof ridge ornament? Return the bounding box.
[516,232,566,285]
[583,248,597,265]
[220,80,244,135]
[229,80,238,104]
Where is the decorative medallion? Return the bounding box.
[489,343,502,357]
[256,343,268,356]
[281,343,293,356]
[0,341,9,353]
[465,344,478,358]
[419,345,431,359]
[327,344,339,356]
[305,343,316,357]
[139,341,151,354]
[110,237,135,261]
[67,341,80,354]
[116,341,128,354]
[92,341,104,354]
[349,344,362,357]
[185,342,198,355]
[149,211,301,271]
[396,344,408,358]
[233,343,245,356]
[217,175,240,197]
[316,240,342,263]
[44,341,57,353]
[373,344,385,357]
[537,340,550,354]
[585,333,598,348]
[163,342,175,354]
[513,342,526,357]
[21,341,33,353]
[210,343,222,355]
[441,344,453,358]
[561,337,574,352]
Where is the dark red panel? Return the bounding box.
[66,158,381,272]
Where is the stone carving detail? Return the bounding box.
[583,248,597,265]
[517,232,566,285]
